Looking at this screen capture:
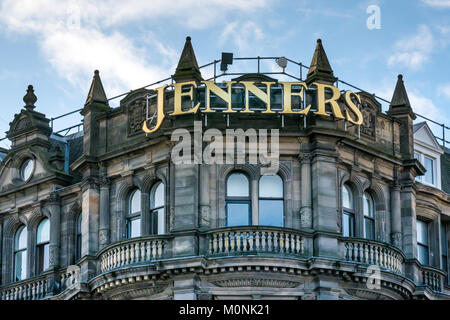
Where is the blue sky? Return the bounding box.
[0,0,449,148]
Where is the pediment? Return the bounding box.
[414,122,443,152]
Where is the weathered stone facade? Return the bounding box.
[0,38,449,300]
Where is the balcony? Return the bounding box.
[339,237,405,274]
[98,235,173,273]
[419,265,447,292]
[0,266,80,300]
[206,226,311,258]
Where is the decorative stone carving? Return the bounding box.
[358,92,381,139]
[298,152,312,163]
[23,85,37,110]
[48,191,60,204]
[212,278,301,288]
[128,99,146,136]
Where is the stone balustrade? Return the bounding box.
[420,266,446,292]
[340,238,405,274]
[0,276,51,300]
[207,226,307,257]
[98,235,171,273]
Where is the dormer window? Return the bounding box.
[20,158,34,181]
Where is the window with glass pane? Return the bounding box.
[342,183,355,237]
[14,226,27,281]
[75,214,82,261]
[259,174,283,227]
[417,220,429,265]
[363,192,375,240]
[442,224,448,283]
[20,158,34,181]
[127,189,141,238]
[36,218,50,274]
[424,156,434,185]
[150,182,165,235]
[226,173,251,226]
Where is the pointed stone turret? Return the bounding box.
[84,70,108,107]
[389,74,412,111]
[306,39,337,85]
[80,70,110,158]
[387,74,416,159]
[172,36,203,83]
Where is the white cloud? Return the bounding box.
[422,0,450,8]
[438,83,450,99]
[220,21,265,53]
[0,0,270,98]
[387,25,434,70]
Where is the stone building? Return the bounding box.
[0,37,449,300]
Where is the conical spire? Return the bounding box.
[172,36,203,83]
[85,70,108,106]
[306,39,337,85]
[390,74,411,108]
[23,85,37,111]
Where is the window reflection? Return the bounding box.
[36,218,50,274]
[259,175,283,227]
[14,226,27,281]
[226,173,251,226]
[127,189,141,238]
[150,182,165,235]
[342,183,355,237]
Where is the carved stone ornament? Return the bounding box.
[128,99,146,136]
[212,278,301,288]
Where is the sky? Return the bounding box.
[0,0,449,149]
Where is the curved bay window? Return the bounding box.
[75,214,82,261]
[363,192,375,240]
[226,172,251,226]
[150,182,165,235]
[127,189,141,238]
[36,218,50,274]
[342,183,355,237]
[259,174,284,227]
[14,226,27,281]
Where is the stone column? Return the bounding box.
[299,153,312,229]
[99,175,110,249]
[251,178,259,225]
[80,177,100,282]
[390,180,402,248]
[48,191,61,269]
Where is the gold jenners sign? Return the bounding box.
[142,80,363,134]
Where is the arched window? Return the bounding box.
[75,214,82,261]
[363,192,375,240]
[259,174,284,227]
[226,172,251,226]
[150,182,165,235]
[14,226,27,281]
[127,189,141,238]
[36,218,50,274]
[342,183,355,237]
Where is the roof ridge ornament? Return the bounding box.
[23,85,37,111]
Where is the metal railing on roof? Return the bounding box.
[1,56,449,149]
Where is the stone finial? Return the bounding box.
[172,36,203,83]
[23,85,37,110]
[306,39,337,85]
[84,69,108,106]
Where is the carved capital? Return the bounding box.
[99,175,110,188]
[48,191,60,204]
[298,152,312,163]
